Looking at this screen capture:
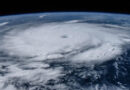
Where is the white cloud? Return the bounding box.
[0,22,8,26]
[39,15,47,18]
[0,23,130,63]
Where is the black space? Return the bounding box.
[0,1,130,16]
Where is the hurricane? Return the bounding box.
[0,12,130,90]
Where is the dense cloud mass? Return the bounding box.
[1,23,129,61]
[0,13,130,90]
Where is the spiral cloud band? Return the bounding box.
[0,22,130,63]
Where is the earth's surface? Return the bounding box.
[0,12,130,90]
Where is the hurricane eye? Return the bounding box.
[61,35,68,38]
